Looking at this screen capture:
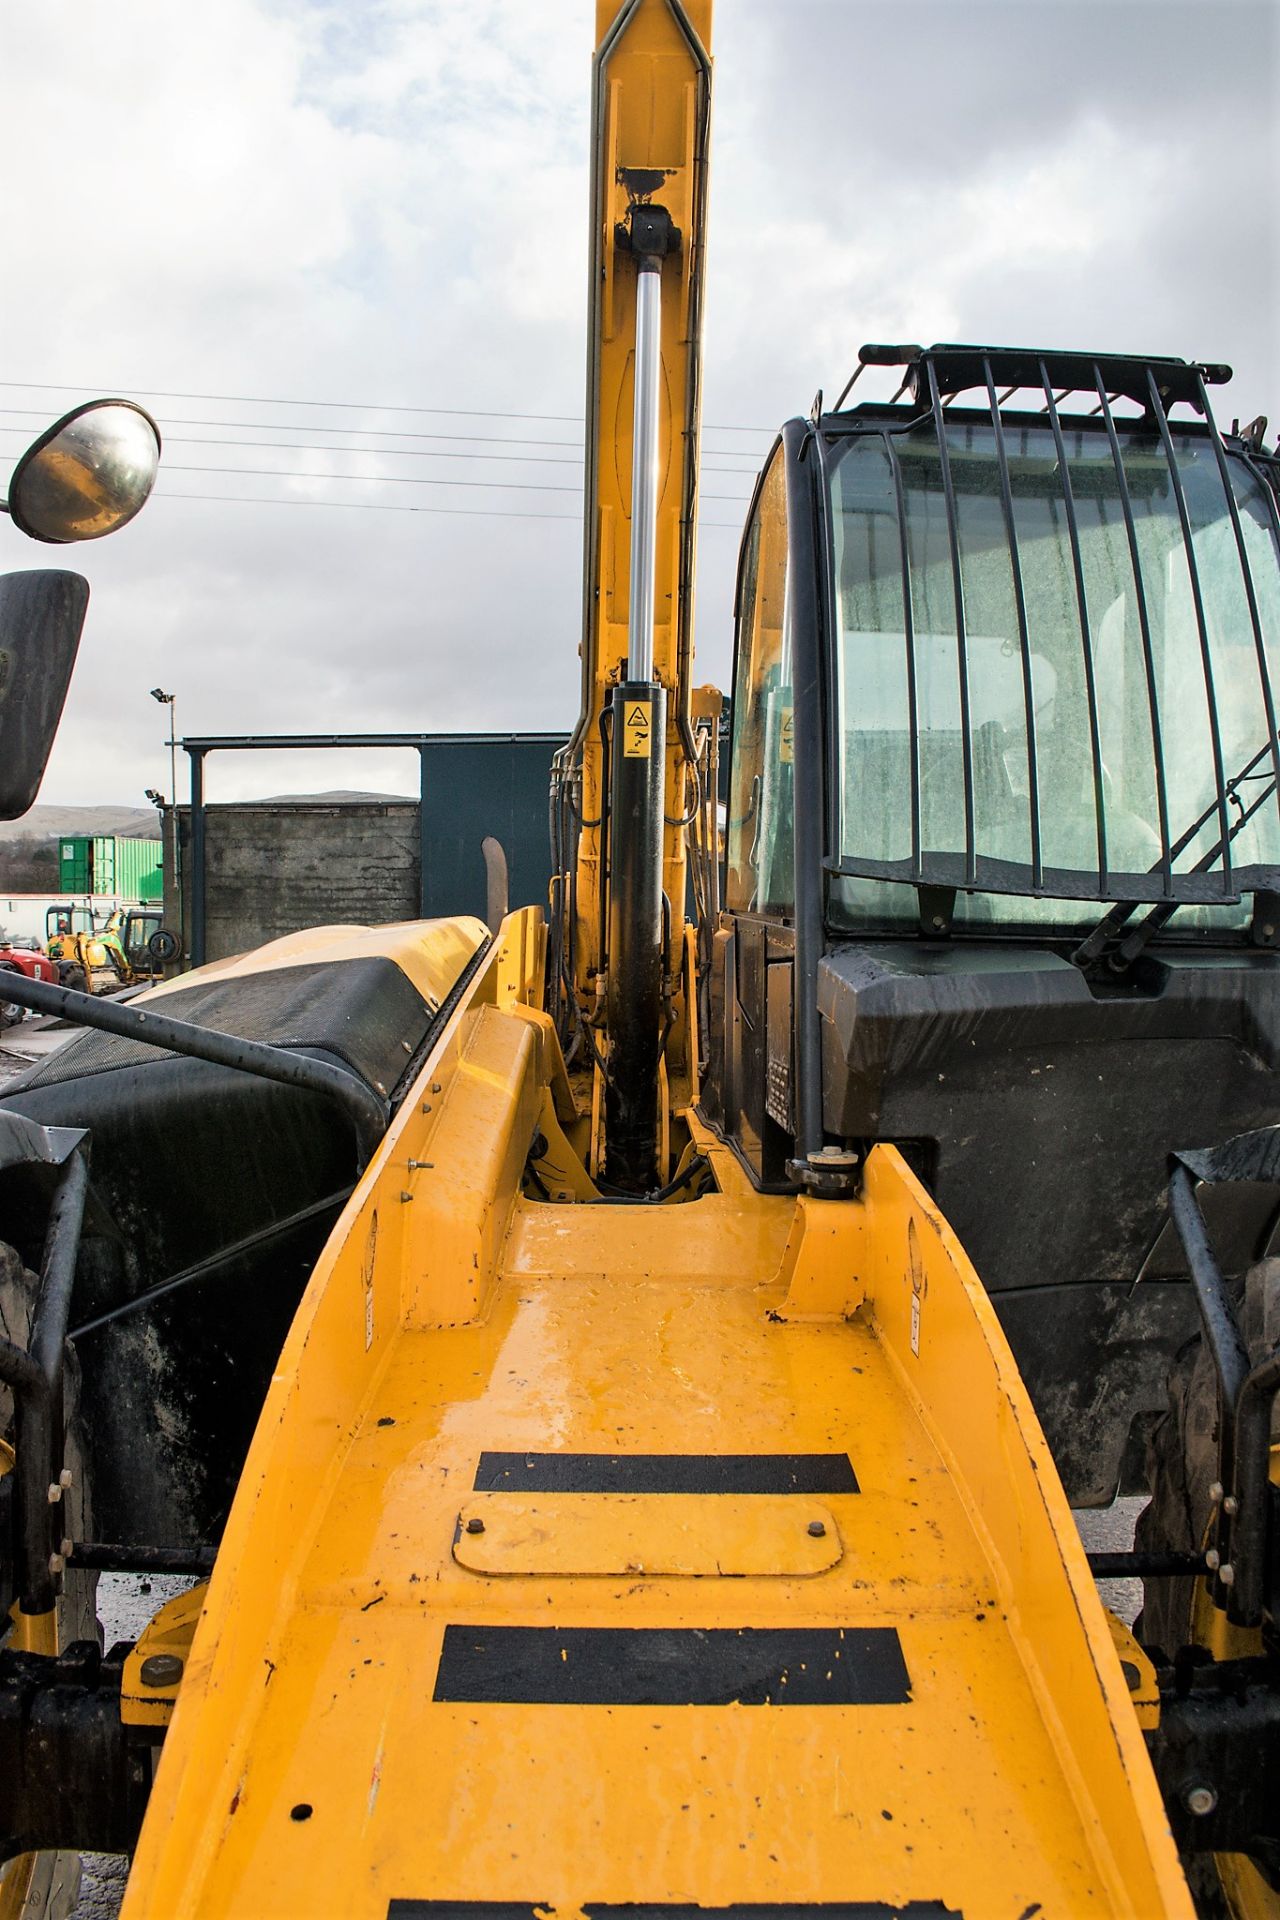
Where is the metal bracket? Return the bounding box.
[1147,1653,1280,1874]
[0,1641,151,1861]
[1232,414,1269,452]
[1250,889,1280,947]
[786,1146,863,1200]
[917,884,955,938]
[614,200,681,264]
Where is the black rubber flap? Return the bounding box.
[9,958,430,1098]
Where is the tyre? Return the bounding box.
[1137,1258,1280,1916]
[147,927,180,964]
[1136,1329,1219,1659]
[55,962,87,993]
[0,963,24,1029]
[0,1240,97,1920]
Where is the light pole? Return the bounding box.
[149,690,182,965]
[150,688,177,805]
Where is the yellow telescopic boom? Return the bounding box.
[566,0,712,1187]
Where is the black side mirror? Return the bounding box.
[0,570,90,819]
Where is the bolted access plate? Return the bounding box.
[452,1494,842,1578]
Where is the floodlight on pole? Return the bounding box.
[148,688,178,819]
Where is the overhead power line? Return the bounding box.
[0,378,773,436]
[158,437,586,470]
[0,403,585,449]
[155,489,746,529]
[157,461,752,502]
[0,416,762,473]
[165,463,582,495]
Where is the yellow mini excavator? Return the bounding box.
[1,5,1278,1917]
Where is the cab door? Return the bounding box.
[705,448,799,1185]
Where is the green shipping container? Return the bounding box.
[58,835,162,900]
[58,836,93,893]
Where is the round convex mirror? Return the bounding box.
[6,399,161,543]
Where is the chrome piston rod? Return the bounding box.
[605,236,668,1190]
[626,257,662,681]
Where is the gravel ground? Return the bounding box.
[1074,1493,1146,1625]
[0,1017,75,1087]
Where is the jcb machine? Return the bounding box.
[45,907,166,994]
[0,5,1278,1916]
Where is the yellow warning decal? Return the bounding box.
[623,699,652,758]
[779,705,794,764]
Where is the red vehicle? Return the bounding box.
[0,936,58,1027]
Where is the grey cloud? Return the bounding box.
[2,0,1273,806]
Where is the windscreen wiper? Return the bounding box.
[1072,738,1280,974]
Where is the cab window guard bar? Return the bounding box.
[822,344,1280,907]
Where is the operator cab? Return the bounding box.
[47,905,95,942]
[702,343,1280,1501]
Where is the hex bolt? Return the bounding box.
[1219,1562,1235,1588]
[1183,1782,1218,1818]
[465,1517,485,1535]
[1209,1481,1224,1505]
[407,1159,434,1171]
[1222,1494,1238,1515]
[47,1552,65,1576]
[59,1537,73,1558]
[1205,1548,1221,1570]
[47,1483,62,1505]
[58,1468,73,1489]
[431,1082,442,1094]
[399,1190,413,1203]
[807,1520,827,1538]
[140,1653,184,1689]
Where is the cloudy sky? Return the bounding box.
[1,0,1275,806]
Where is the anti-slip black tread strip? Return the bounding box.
[471,1453,859,1494]
[432,1626,910,1707]
[388,1904,962,1918]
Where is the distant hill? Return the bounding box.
[0,794,414,847]
[250,790,410,807]
[0,804,159,845]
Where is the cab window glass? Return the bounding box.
[726,453,793,914]
[830,420,1280,932]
